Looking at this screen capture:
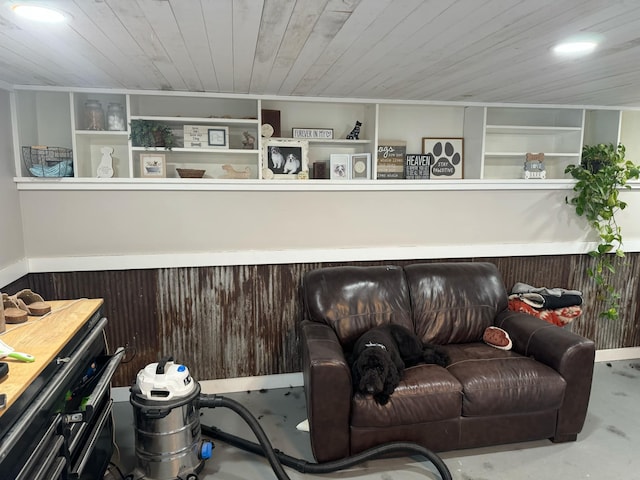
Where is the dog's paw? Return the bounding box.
[374,393,390,405]
[423,345,450,367]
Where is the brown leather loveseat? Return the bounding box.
[301,262,595,462]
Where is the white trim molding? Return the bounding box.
[0,258,28,288]
[594,347,640,363]
[112,372,304,402]
[14,177,582,192]
[25,241,606,274]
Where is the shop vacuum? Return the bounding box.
[126,357,452,480]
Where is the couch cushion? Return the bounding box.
[405,262,508,344]
[303,265,413,345]
[351,365,462,427]
[445,343,566,417]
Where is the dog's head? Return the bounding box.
[352,347,393,396]
[270,146,280,155]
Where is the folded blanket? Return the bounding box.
[509,292,582,309]
[512,282,582,297]
[507,298,582,327]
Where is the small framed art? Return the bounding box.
[422,137,464,179]
[140,153,166,178]
[330,154,350,180]
[262,138,309,179]
[350,153,371,179]
[208,126,229,148]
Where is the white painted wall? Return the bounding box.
[14,184,640,274]
[0,89,27,287]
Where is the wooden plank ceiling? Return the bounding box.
[1,0,640,106]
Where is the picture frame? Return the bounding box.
[140,153,166,178]
[208,126,229,148]
[350,153,371,179]
[262,138,309,179]
[292,127,334,140]
[330,154,350,180]
[404,153,431,180]
[422,137,464,179]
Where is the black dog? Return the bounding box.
[349,324,449,405]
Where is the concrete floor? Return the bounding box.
[109,359,640,480]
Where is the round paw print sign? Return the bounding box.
[422,138,463,179]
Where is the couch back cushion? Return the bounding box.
[405,262,508,344]
[303,265,413,346]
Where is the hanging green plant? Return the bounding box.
[129,119,176,150]
[565,143,640,320]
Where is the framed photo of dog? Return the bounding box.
[262,138,309,179]
[329,154,350,180]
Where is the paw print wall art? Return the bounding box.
[422,137,464,179]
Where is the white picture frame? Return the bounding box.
[330,154,350,180]
[262,138,309,179]
[140,153,166,178]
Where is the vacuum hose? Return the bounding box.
[197,394,452,480]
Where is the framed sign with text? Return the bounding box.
[292,128,334,140]
[422,137,464,179]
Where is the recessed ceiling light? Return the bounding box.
[553,41,598,55]
[553,33,601,56]
[12,4,66,23]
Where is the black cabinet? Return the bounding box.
[0,307,123,479]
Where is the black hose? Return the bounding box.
[198,394,292,480]
[197,394,452,480]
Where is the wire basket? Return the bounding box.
[22,146,74,177]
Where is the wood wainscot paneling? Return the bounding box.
[6,254,639,387]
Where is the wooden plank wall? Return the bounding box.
[4,254,639,387]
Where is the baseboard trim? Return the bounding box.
[111,372,304,402]
[0,258,28,289]
[112,347,640,402]
[594,347,640,363]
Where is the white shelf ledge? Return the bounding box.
[130,115,258,125]
[484,152,580,157]
[14,177,584,191]
[486,125,582,134]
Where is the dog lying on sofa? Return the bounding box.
[301,263,596,463]
[349,324,449,405]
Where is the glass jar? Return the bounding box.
[107,102,126,131]
[84,99,105,130]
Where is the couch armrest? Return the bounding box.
[301,319,352,462]
[495,310,596,439]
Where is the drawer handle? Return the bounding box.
[81,347,125,422]
[56,357,71,364]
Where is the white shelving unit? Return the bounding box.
[128,93,260,179]
[71,92,129,178]
[11,87,633,186]
[261,99,377,178]
[482,107,584,179]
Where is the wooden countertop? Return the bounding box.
[0,298,103,415]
